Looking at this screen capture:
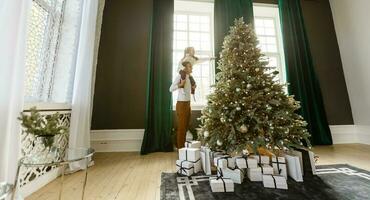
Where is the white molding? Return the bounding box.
[20,167,61,198]
[89,126,369,152]
[330,125,370,145]
[356,125,370,145]
[330,125,358,144]
[90,129,144,152]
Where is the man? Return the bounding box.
[169,61,196,148]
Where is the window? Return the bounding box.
[253,4,286,83]
[24,0,79,105]
[173,0,215,109]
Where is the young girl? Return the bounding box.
[177,47,214,72]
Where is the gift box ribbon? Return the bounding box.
[272,158,286,175]
[210,150,225,160]
[176,160,194,176]
[183,149,201,164]
[236,155,249,168]
[216,168,231,192]
[216,156,240,171]
[185,141,193,148]
[271,175,277,189]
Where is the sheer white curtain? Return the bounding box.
[68,0,100,170]
[0,0,31,183]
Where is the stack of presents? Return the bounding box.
[176,141,317,192]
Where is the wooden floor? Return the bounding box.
[27,144,370,200]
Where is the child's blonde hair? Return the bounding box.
[182,47,198,61]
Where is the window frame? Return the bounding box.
[24,0,69,109]
[173,0,215,110]
[253,3,287,84]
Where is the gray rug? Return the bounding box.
[160,164,370,200]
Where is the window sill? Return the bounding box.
[23,102,72,112]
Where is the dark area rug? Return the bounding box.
[160,164,370,200]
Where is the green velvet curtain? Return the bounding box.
[214,0,254,70]
[278,0,332,145]
[141,0,174,154]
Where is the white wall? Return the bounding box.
[329,0,370,143]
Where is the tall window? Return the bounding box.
[173,0,215,109]
[24,0,80,105]
[253,4,286,83]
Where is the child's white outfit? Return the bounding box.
[177,55,212,72]
[177,55,213,98]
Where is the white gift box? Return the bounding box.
[214,157,228,169]
[292,149,317,175]
[247,164,274,181]
[193,159,202,173]
[272,156,287,179]
[214,156,236,169]
[179,148,200,162]
[200,150,212,175]
[209,177,234,192]
[251,155,270,165]
[176,160,194,176]
[262,175,288,190]
[284,154,303,182]
[210,151,226,166]
[185,141,201,148]
[221,168,245,184]
[235,156,258,169]
[260,164,274,175]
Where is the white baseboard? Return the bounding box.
[20,167,61,198]
[330,125,358,144]
[356,125,370,145]
[89,126,369,152]
[330,125,370,144]
[90,129,144,152]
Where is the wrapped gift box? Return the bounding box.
[179,148,200,162]
[209,177,234,192]
[214,156,236,169]
[210,151,226,166]
[251,155,270,165]
[200,147,226,175]
[292,148,317,176]
[235,156,258,169]
[200,150,212,175]
[222,168,245,184]
[193,159,202,173]
[262,175,288,190]
[272,156,287,179]
[185,141,201,148]
[176,160,194,176]
[214,156,228,169]
[247,164,273,181]
[284,154,303,182]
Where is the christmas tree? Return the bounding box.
[200,18,311,154]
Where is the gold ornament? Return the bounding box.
[240,124,248,133]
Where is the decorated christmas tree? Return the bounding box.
[200,18,311,154]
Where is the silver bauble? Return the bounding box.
[203,131,209,138]
[240,124,248,133]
